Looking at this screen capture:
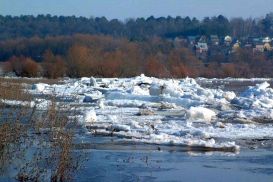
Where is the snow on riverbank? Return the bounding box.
[28,75,273,152]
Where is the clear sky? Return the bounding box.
[1,0,273,20]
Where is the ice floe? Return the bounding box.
[27,75,273,152]
[84,109,97,123]
[187,107,216,122]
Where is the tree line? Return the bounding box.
[0,13,273,41]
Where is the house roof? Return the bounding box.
[263,37,271,43]
[196,42,208,49]
[210,35,219,39]
[224,36,232,42]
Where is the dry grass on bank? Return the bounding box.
[0,77,62,85]
[0,78,31,102]
[0,77,80,181]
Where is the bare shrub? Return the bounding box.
[0,78,81,181]
[42,50,67,79]
[4,56,41,77]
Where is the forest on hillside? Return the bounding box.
[1,14,273,78]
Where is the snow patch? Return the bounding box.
[187,107,216,122]
[84,110,97,123]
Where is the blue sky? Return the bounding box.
[1,0,273,20]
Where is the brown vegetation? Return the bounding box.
[42,50,67,79]
[0,78,31,102]
[4,56,41,77]
[1,34,273,78]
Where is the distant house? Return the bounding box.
[263,37,272,51]
[224,35,232,46]
[253,37,272,53]
[196,42,208,52]
[198,35,207,43]
[209,35,220,46]
[195,42,208,60]
[263,37,271,43]
[231,40,241,53]
[187,36,198,45]
[253,45,265,53]
[264,43,272,51]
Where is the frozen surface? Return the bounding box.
[28,75,273,152]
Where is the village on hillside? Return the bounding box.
[172,35,273,61]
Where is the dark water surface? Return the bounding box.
[75,148,273,182]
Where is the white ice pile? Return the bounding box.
[30,75,273,152]
[84,109,97,123]
[187,107,216,122]
[230,82,273,119]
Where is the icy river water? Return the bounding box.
[75,148,273,182]
[73,78,273,182]
[4,76,273,181]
